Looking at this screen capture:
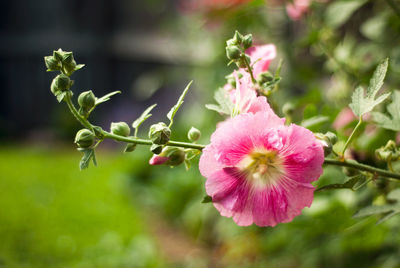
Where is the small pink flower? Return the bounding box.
[199,111,324,226]
[333,107,357,130]
[149,155,169,165]
[286,0,311,21]
[228,71,274,115]
[246,44,276,78]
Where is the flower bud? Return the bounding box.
[124,142,137,153]
[233,30,243,44]
[110,122,130,137]
[188,127,201,142]
[242,34,253,49]
[44,56,61,71]
[149,122,171,145]
[315,131,337,157]
[149,146,185,166]
[150,144,163,154]
[51,74,72,94]
[53,49,65,61]
[258,72,274,83]
[226,45,241,60]
[78,90,96,112]
[74,129,95,148]
[376,140,399,161]
[62,52,77,76]
[282,102,295,117]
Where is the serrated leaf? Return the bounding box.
[301,115,330,129]
[201,195,212,203]
[78,148,97,170]
[95,91,121,106]
[132,104,157,130]
[206,87,234,116]
[373,90,400,131]
[167,81,193,125]
[325,0,367,28]
[349,59,390,117]
[316,174,367,192]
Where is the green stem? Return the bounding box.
[64,91,93,131]
[243,54,257,84]
[342,117,363,156]
[324,158,400,180]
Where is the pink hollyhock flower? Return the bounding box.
[199,112,324,226]
[286,0,311,21]
[228,71,274,115]
[246,44,276,78]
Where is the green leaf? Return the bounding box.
[201,195,212,203]
[325,0,367,28]
[132,104,157,130]
[78,148,97,170]
[373,90,400,131]
[167,81,193,126]
[349,59,390,117]
[95,91,121,106]
[301,115,330,129]
[205,87,234,116]
[316,174,368,192]
[353,188,400,224]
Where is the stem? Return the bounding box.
[324,158,400,180]
[64,92,93,131]
[243,54,257,84]
[102,131,206,150]
[342,117,363,156]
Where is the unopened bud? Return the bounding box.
[226,45,241,60]
[74,129,95,148]
[242,34,253,49]
[44,56,61,71]
[188,127,201,142]
[110,122,130,137]
[376,140,399,161]
[315,131,337,156]
[258,72,274,83]
[149,146,185,166]
[233,30,243,44]
[51,74,72,94]
[150,144,163,154]
[149,122,171,145]
[149,155,169,165]
[78,90,96,114]
[62,52,77,76]
[282,102,295,117]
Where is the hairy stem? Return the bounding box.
[243,54,257,84]
[64,92,93,131]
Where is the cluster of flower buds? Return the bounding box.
[376,140,400,162]
[225,31,253,68]
[45,49,84,76]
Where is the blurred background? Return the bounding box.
[2,0,400,267]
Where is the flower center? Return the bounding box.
[238,148,284,188]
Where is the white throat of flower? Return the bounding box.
[238,148,285,189]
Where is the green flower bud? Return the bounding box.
[74,129,95,148]
[124,142,137,153]
[62,53,77,76]
[315,131,338,157]
[242,34,253,49]
[78,90,96,111]
[51,74,72,94]
[161,146,185,166]
[150,144,163,154]
[53,49,65,61]
[110,122,130,137]
[226,45,241,60]
[226,39,237,47]
[282,102,295,117]
[149,122,171,145]
[258,72,274,83]
[44,56,61,71]
[233,30,243,45]
[188,127,201,142]
[376,140,399,161]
